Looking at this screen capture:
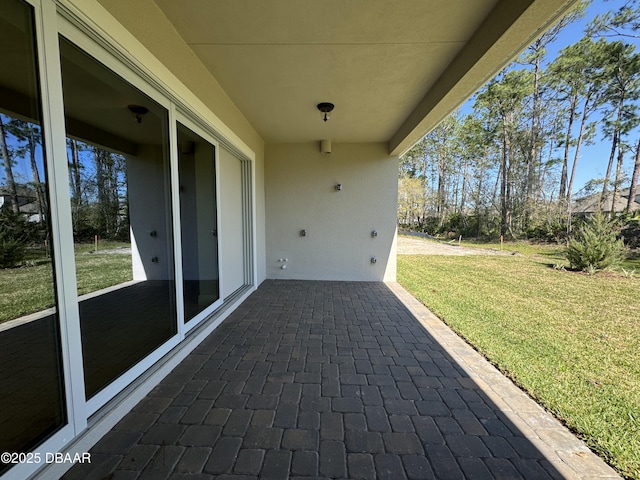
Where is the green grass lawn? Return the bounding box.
[452,238,565,256]
[0,241,132,324]
[455,237,640,272]
[398,248,640,479]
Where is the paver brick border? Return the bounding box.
[387,282,620,480]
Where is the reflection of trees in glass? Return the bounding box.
[66,139,129,242]
[0,114,46,218]
[8,119,46,222]
[0,114,21,214]
[1,114,131,245]
[0,113,48,267]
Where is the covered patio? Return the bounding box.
[2,1,623,478]
[62,281,618,479]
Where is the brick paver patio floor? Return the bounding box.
[62,280,620,479]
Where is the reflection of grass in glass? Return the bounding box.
[75,248,133,297]
[0,242,132,324]
[0,262,56,323]
[74,241,133,296]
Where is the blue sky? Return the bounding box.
[463,0,640,198]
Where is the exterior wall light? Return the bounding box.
[335,184,342,191]
[300,229,307,237]
[371,230,378,238]
[317,102,334,122]
[371,256,377,264]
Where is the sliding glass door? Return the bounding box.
[177,122,220,324]
[0,3,253,476]
[0,0,66,470]
[59,37,177,400]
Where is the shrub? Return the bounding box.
[566,214,626,271]
[0,209,52,266]
[526,220,568,243]
[0,210,28,267]
[620,213,640,250]
[0,236,25,268]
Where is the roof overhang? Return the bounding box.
[146,0,579,155]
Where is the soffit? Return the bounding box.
[150,0,577,152]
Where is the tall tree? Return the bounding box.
[461,113,500,236]
[437,117,459,221]
[396,0,640,238]
[67,138,85,233]
[0,115,19,213]
[628,137,640,211]
[548,38,597,198]
[588,0,640,38]
[399,141,426,179]
[475,70,531,238]
[7,120,46,221]
[398,177,427,228]
[68,139,82,204]
[92,146,123,236]
[547,38,608,229]
[519,1,588,215]
[598,41,640,212]
[417,115,462,225]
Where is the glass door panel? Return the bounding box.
[177,122,220,323]
[0,0,66,469]
[59,37,177,399]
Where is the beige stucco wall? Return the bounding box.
[71,1,401,285]
[265,143,398,281]
[92,0,267,284]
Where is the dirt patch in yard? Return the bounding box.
[398,234,519,256]
[84,247,132,255]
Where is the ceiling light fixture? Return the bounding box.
[317,102,334,122]
[128,104,149,124]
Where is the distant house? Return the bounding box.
[572,188,640,214]
[0,184,42,221]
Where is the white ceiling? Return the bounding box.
[152,0,578,154]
